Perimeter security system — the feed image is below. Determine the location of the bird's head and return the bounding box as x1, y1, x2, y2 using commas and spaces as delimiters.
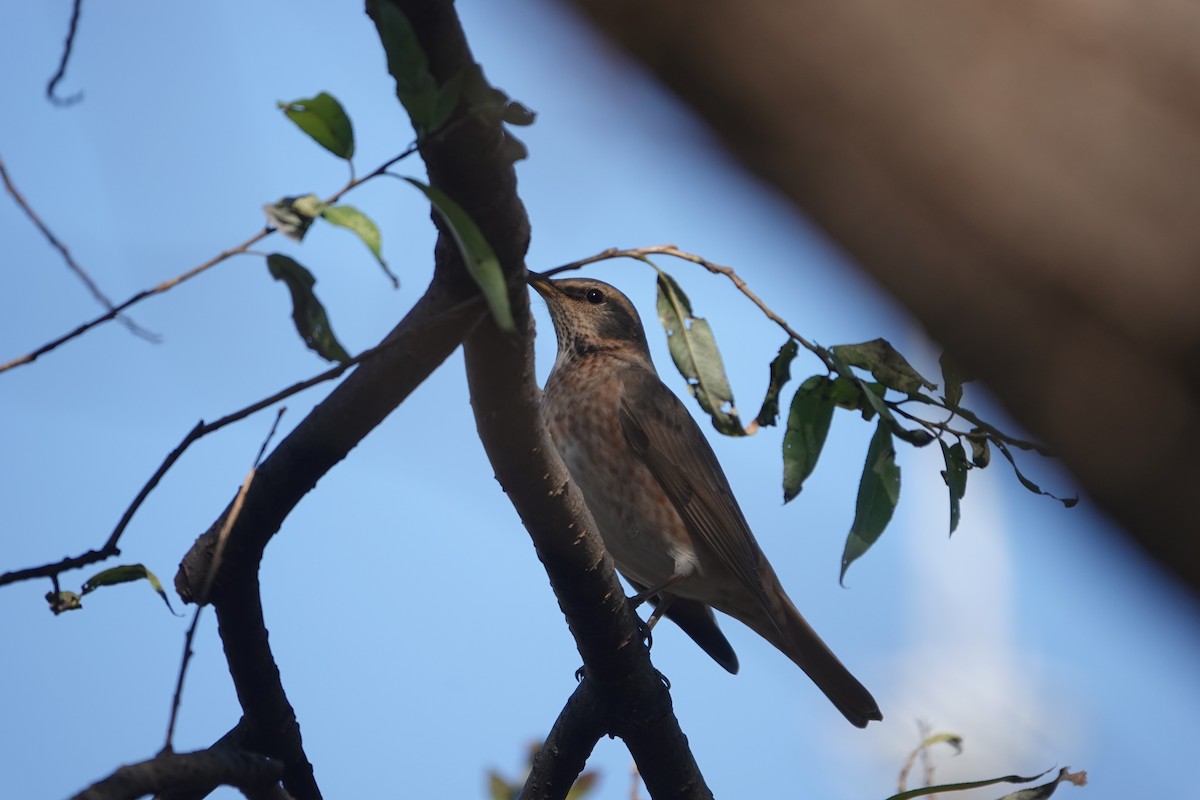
529, 275, 653, 364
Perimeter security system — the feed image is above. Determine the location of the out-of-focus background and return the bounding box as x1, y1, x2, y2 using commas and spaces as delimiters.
3, 2, 1198, 798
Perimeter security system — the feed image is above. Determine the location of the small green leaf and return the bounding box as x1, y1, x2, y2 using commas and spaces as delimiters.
266, 253, 352, 362
402, 178, 515, 332
939, 350, 975, 407
263, 194, 325, 241
994, 439, 1079, 508
939, 440, 969, 534
755, 339, 799, 428
319, 204, 398, 288
278, 92, 355, 160
841, 420, 901, 583
655, 271, 744, 436
782, 375, 837, 502
81, 564, 179, 615
373, 3, 440, 134
832, 338, 937, 394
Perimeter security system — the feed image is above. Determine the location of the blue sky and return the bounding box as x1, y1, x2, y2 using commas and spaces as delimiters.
3, 2, 1198, 798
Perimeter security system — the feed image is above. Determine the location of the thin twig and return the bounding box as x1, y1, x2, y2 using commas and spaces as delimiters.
46, 0, 84, 106
163, 409, 287, 753
1, 156, 156, 340
0, 292, 484, 591
0, 146, 421, 375
542, 244, 829, 362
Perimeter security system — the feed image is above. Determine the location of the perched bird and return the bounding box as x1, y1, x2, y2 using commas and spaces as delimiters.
531, 274, 882, 728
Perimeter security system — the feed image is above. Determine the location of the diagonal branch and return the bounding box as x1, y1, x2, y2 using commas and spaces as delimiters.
1, 155, 154, 340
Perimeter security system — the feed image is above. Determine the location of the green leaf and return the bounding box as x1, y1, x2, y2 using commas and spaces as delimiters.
994, 439, 1079, 508
939, 440, 969, 534
81, 564, 179, 615
655, 271, 744, 436
319, 204, 398, 288
278, 92, 355, 160
831, 338, 937, 394
429, 68, 466, 134
266, 253, 352, 362
782, 375, 837, 502
402, 178, 515, 332
883, 769, 1055, 800
939, 350, 975, 407
263, 194, 325, 241
856, 380, 935, 446
841, 420, 901, 583
373, 2, 440, 134
755, 339, 799, 428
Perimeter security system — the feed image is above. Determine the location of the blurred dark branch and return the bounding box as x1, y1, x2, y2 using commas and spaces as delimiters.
571, 0, 1200, 595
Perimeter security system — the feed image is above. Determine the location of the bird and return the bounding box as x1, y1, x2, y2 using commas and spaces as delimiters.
530, 274, 882, 728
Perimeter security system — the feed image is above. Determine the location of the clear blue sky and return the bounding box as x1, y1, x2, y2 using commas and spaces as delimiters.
3, 2, 1198, 798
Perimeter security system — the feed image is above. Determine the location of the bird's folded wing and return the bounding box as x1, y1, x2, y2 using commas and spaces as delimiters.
617, 367, 776, 620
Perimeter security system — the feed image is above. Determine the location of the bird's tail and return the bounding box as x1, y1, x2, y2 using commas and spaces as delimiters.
750, 584, 882, 728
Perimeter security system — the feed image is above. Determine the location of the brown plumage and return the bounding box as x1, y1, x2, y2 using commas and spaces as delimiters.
532, 275, 882, 727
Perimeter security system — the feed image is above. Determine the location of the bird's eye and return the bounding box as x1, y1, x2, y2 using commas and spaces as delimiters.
585, 288, 604, 305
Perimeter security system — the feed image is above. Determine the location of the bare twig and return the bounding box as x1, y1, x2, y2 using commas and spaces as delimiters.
543, 244, 829, 363
163, 409, 287, 754
0, 291, 483, 592
0, 146, 420, 375
1, 156, 156, 340
46, 0, 84, 106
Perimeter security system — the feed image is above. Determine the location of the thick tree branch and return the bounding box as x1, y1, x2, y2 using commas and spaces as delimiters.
570, 0, 1200, 594
70, 748, 284, 800
362, 0, 713, 795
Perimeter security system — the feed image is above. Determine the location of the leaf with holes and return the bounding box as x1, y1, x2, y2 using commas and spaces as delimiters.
782, 375, 837, 502
278, 92, 355, 160
842, 421, 901, 583
832, 338, 936, 394
403, 178, 514, 332
655, 271, 744, 436
755, 339, 799, 428
266, 253, 351, 362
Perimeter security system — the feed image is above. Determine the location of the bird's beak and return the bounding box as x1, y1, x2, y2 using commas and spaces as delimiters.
527, 272, 556, 299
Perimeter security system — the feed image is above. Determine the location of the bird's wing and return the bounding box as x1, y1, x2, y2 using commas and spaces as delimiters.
617, 367, 776, 619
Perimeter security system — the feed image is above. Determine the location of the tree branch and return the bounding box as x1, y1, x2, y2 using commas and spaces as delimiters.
70, 748, 285, 800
